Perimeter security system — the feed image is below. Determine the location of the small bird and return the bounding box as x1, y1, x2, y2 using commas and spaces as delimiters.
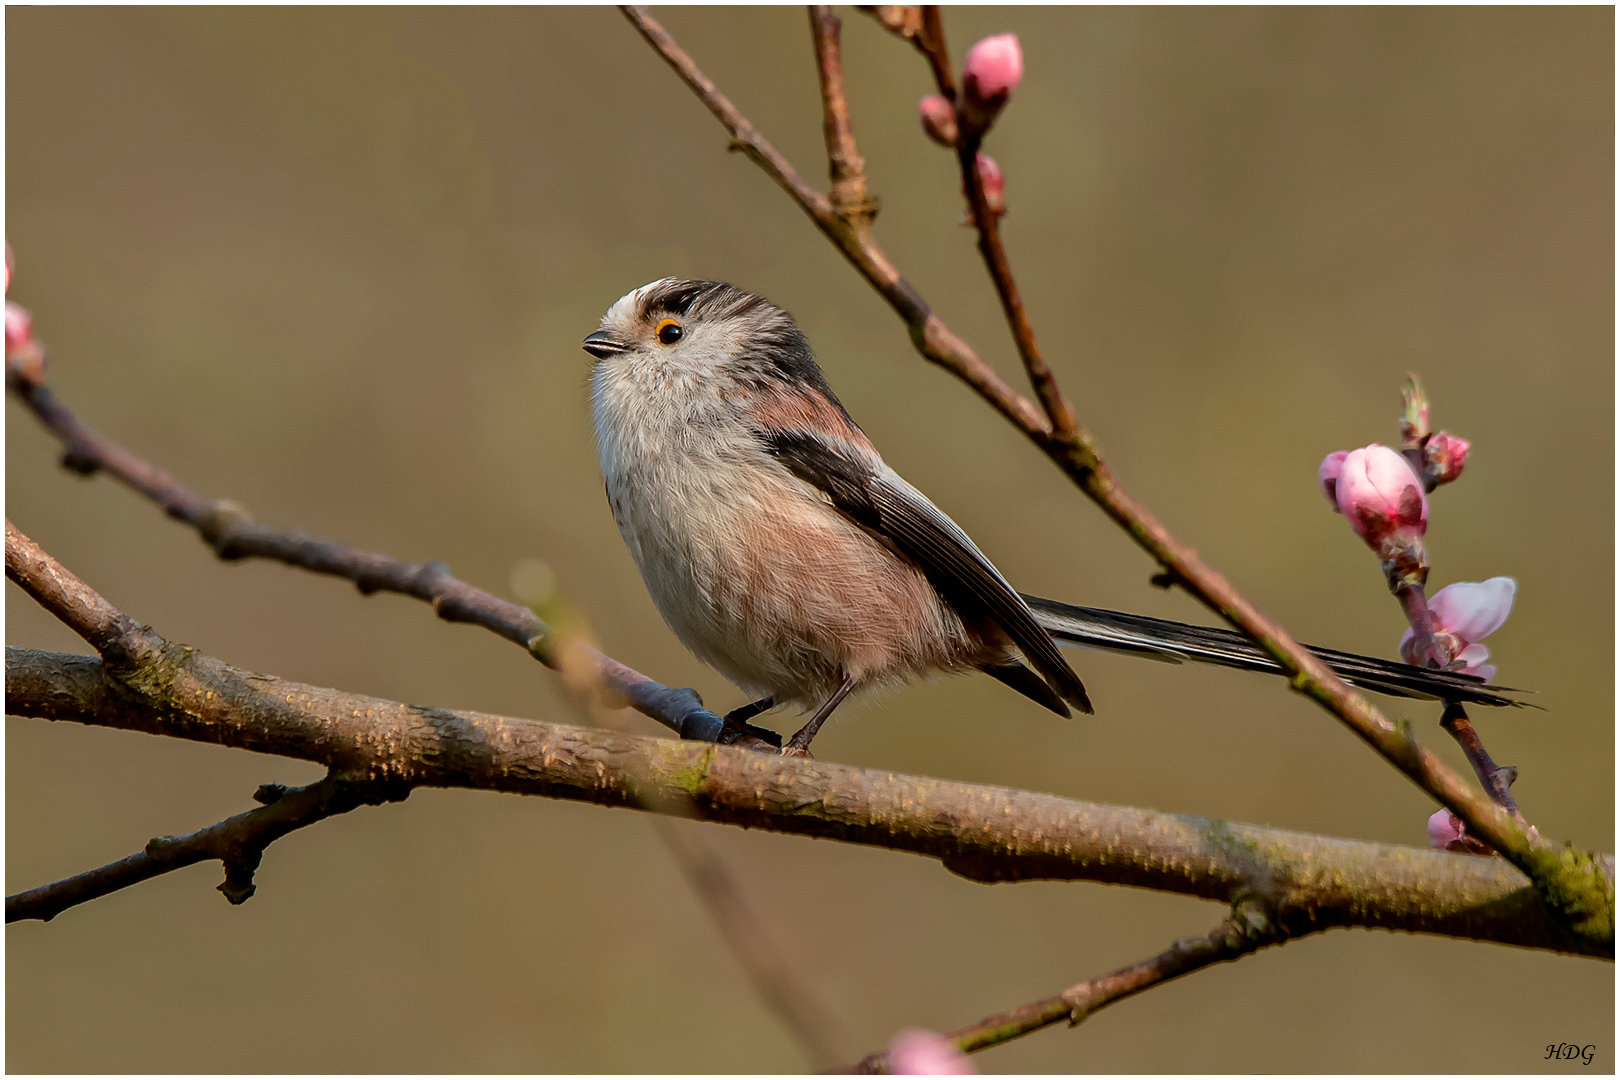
585, 279, 1516, 755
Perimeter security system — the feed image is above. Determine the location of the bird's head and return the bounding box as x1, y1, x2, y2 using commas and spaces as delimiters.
584, 278, 827, 392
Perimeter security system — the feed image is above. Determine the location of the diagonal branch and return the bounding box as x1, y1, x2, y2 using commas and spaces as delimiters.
614, 7, 1613, 942
849, 900, 1284, 1071
6, 774, 404, 922
5, 362, 729, 744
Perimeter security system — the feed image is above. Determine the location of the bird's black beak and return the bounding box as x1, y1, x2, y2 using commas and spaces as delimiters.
582, 330, 629, 360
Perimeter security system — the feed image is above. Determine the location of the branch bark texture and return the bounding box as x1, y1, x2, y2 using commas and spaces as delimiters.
6, 646, 1606, 958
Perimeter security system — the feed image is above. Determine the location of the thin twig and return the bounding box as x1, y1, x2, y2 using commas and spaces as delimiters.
5, 362, 730, 744
614, 8, 1599, 927
652, 817, 856, 1065
847, 901, 1284, 1071
949, 124, 1079, 438
1441, 703, 1528, 827
809, 7, 876, 222
6, 774, 403, 921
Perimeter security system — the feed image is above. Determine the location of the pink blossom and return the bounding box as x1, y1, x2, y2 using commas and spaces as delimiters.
1400, 577, 1515, 681
1334, 444, 1427, 548
1423, 431, 1470, 487
964, 33, 1023, 103
1318, 450, 1349, 508
890, 1029, 975, 1075
918, 95, 958, 147
1427, 808, 1468, 851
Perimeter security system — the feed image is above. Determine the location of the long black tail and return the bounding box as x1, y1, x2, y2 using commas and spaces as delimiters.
1022, 595, 1527, 708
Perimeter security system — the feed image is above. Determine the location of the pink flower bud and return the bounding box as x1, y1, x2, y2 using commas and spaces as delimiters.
963, 33, 1023, 104
918, 95, 958, 147
1423, 431, 1470, 487
4, 243, 12, 294
973, 153, 1006, 215
1427, 808, 1467, 850
1400, 577, 1514, 679
891, 1029, 975, 1075
5, 301, 32, 353
1335, 444, 1427, 545
1318, 450, 1349, 509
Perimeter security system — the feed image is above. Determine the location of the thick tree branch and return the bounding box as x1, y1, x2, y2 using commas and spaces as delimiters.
850, 900, 1283, 1071
5, 364, 730, 744
6, 774, 404, 922
7, 646, 1608, 958
616, 8, 1613, 944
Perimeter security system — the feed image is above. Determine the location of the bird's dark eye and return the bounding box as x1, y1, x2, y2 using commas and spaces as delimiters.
656, 319, 684, 345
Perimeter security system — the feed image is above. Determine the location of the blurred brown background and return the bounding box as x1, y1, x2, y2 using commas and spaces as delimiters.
6, 6, 1612, 1073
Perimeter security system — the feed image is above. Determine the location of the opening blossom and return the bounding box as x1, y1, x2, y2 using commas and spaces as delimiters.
890, 1029, 976, 1075
1400, 577, 1515, 682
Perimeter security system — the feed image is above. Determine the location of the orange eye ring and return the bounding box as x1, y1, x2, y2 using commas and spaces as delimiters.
655, 319, 684, 345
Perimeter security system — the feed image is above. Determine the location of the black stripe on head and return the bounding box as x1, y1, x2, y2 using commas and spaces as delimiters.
642, 279, 854, 423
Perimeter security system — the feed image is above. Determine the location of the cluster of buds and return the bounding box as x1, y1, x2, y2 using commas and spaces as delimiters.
1319, 381, 1522, 853
1319, 444, 1429, 592
4, 242, 46, 386
1399, 375, 1471, 491
916, 33, 1024, 148
917, 33, 1023, 219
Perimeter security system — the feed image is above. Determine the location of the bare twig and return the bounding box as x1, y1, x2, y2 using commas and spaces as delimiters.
848, 901, 1283, 1071
6, 774, 403, 922
613, 8, 1615, 940
810, 7, 876, 222
652, 817, 856, 1064
948, 124, 1080, 438
1441, 703, 1528, 827
5, 362, 730, 744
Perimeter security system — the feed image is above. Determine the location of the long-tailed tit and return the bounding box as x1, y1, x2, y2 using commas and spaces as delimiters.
585, 279, 1517, 755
